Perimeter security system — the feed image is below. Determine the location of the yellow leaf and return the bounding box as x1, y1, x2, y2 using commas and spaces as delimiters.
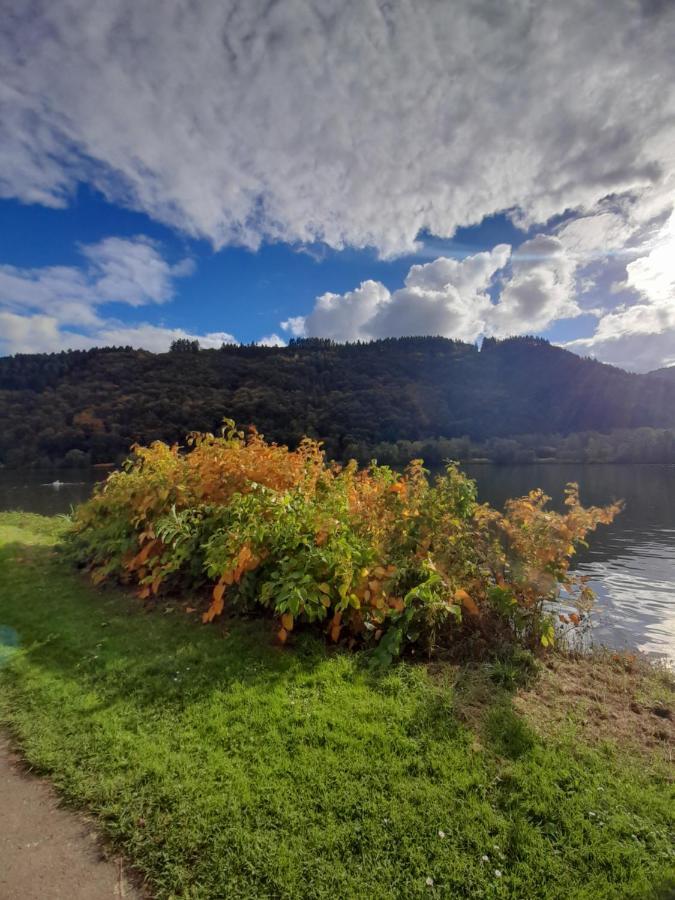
281, 612, 294, 631
318, 582, 331, 594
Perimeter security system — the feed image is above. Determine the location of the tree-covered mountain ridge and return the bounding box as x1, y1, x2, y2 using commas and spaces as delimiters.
2, 335, 675, 468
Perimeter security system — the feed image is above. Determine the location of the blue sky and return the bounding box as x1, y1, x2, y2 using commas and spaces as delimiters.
1, 2, 674, 370
0, 186, 609, 351
2, 186, 574, 343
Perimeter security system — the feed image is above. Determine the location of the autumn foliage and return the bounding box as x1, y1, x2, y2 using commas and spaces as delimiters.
67, 420, 621, 662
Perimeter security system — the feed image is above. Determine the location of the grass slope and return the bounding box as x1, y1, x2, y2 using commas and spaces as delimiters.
0, 512, 673, 899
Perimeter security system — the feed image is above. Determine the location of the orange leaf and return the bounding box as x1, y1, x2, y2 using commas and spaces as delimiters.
277, 626, 288, 643
202, 585, 226, 623
281, 612, 294, 631
455, 588, 479, 617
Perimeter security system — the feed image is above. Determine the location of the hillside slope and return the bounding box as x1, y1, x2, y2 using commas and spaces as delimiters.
1, 336, 674, 466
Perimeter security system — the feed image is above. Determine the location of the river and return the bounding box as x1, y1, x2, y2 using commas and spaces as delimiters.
1, 464, 673, 662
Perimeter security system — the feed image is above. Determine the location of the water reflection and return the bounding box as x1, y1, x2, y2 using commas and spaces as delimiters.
464, 464, 675, 663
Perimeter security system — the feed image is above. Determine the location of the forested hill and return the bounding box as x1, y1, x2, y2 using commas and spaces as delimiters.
2, 335, 675, 467
651, 365, 675, 381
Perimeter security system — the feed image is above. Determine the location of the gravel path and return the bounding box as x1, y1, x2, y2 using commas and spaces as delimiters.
0, 735, 144, 899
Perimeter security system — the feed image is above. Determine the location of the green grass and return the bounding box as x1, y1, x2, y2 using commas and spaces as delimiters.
0, 512, 673, 899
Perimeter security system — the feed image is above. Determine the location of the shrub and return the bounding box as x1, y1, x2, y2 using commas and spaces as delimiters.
66, 421, 621, 663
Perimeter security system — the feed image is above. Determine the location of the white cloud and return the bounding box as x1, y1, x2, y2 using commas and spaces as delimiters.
302, 246, 508, 342
0, 235, 228, 355
81, 237, 194, 306
566, 212, 675, 369
490, 235, 579, 335
1, 1, 675, 254
300, 241, 586, 344
92, 324, 236, 352
305, 280, 392, 342
369, 246, 512, 341
280, 316, 307, 337
555, 213, 637, 258
257, 333, 286, 347
0, 313, 236, 355
0, 236, 192, 329
623, 211, 675, 306
0, 312, 65, 355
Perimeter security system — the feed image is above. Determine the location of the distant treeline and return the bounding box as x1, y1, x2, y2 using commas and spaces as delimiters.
1, 335, 675, 468
364, 428, 675, 467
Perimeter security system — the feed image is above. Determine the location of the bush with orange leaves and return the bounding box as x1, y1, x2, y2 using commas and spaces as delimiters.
67, 420, 621, 664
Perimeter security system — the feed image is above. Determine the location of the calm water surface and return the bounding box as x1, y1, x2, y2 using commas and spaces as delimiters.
1, 464, 673, 662
465, 464, 675, 663
0, 468, 102, 516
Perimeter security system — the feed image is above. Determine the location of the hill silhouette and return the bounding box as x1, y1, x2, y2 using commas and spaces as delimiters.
2, 336, 675, 467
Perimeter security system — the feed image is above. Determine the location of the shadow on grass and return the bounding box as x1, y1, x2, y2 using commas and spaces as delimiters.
1, 536, 541, 767
0, 540, 335, 715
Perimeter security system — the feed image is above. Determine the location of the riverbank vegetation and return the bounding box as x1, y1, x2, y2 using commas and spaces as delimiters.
65, 422, 620, 664
343, 427, 675, 468
0, 512, 672, 898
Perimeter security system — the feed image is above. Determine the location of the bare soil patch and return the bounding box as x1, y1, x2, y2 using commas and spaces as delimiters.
515, 651, 674, 763
0, 735, 146, 900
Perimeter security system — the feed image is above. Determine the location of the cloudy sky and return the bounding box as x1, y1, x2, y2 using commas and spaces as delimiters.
1, 0, 675, 370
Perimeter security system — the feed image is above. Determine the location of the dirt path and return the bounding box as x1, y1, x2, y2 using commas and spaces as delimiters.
0, 736, 145, 899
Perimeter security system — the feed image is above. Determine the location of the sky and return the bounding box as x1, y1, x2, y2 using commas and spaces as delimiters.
1, 1, 675, 371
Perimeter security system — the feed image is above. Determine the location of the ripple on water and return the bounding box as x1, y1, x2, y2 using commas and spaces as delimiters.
575, 540, 675, 662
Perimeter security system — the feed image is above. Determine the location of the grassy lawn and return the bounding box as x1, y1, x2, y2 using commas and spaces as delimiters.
0, 511, 673, 899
